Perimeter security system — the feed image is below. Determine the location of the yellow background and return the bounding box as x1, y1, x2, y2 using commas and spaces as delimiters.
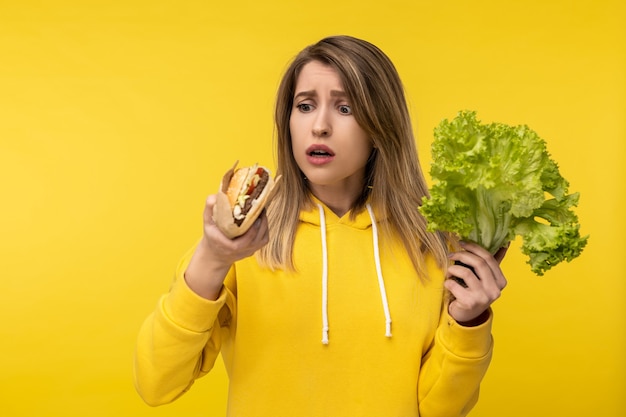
1, 1, 624, 416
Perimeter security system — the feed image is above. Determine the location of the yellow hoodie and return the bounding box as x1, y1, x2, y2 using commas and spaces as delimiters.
134, 201, 494, 417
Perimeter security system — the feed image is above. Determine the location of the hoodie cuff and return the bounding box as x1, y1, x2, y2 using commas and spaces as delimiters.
439, 309, 494, 358
162, 275, 227, 333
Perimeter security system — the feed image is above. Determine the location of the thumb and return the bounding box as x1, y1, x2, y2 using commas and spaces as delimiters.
494, 243, 510, 264
204, 194, 218, 225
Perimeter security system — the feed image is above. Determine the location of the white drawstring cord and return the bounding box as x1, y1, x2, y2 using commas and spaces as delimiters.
318, 203, 392, 344
366, 204, 392, 338
318, 204, 330, 345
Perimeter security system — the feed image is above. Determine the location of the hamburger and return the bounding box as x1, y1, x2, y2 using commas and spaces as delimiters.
213, 161, 279, 238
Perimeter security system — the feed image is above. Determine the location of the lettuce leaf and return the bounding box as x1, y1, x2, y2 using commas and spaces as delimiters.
419, 110, 588, 276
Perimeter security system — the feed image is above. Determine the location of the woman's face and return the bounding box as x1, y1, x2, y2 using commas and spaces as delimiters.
289, 60, 373, 203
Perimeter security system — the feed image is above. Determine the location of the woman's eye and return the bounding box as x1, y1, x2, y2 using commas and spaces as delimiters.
338, 105, 352, 115
297, 103, 313, 112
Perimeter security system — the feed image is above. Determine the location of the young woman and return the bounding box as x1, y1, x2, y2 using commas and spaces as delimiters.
134, 35, 508, 417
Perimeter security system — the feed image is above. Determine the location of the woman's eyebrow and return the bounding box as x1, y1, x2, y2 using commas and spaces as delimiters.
294, 90, 316, 100
294, 89, 347, 100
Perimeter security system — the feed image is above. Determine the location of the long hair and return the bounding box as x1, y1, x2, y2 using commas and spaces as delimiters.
258, 35, 450, 277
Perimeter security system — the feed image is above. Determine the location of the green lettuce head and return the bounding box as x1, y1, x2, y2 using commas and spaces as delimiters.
419, 110, 588, 276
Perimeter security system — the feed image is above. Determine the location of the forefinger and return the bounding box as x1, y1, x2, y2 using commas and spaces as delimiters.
459, 241, 500, 271
462, 241, 507, 290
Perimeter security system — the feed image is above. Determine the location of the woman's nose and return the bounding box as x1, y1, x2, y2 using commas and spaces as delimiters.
312, 108, 332, 137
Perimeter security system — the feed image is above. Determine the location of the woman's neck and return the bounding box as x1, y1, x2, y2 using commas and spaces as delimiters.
308, 183, 361, 218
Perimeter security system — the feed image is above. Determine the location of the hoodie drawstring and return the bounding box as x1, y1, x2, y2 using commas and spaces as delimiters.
318, 204, 330, 344
366, 204, 393, 338
318, 203, 392, 345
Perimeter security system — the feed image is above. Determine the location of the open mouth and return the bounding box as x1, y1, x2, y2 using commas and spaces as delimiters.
309, 150, 332, 157
306, 145, 335, 157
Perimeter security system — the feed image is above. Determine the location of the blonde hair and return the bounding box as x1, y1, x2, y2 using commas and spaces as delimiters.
258, 35, 450, 277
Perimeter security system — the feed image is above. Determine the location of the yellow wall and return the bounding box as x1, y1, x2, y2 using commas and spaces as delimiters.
1, 1, 624, 416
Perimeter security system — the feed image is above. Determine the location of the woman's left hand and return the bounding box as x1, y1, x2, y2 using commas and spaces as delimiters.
445, 241, 509, 326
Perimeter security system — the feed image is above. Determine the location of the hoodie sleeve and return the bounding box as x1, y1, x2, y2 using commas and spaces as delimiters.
417, 303, 494, 417
133, 248, 236, 406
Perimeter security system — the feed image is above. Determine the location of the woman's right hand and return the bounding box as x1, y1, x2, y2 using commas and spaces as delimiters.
184, 194, 270, 300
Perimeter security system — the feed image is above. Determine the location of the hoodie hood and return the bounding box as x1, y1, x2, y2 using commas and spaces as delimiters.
298, 197, 379, 230
299, 197, 392, 344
